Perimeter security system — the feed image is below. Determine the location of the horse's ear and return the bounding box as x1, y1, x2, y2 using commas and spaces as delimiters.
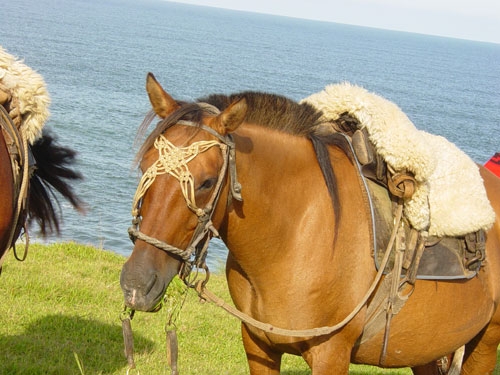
213, 98, 247, 134
146, 72, 180, 118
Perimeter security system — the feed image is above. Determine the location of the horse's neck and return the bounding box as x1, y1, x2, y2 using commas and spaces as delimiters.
231, 125, 316, 194
224, 125, 360, 269
221, 124, 374, 308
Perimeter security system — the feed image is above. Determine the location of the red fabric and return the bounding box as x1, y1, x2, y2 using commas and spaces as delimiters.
485, 153, 500, 177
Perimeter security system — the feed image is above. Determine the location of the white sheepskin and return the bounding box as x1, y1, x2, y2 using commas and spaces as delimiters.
0, 46, 50, 144
302, 83, 495, 236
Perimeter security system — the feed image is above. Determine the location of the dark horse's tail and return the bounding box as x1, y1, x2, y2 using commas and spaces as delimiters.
28, 128, 84, 236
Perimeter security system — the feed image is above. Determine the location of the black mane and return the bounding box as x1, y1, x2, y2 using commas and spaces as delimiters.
200, 91, 324, 136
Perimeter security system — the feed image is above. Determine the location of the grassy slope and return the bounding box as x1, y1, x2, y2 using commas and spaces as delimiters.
1, 242, 486, 374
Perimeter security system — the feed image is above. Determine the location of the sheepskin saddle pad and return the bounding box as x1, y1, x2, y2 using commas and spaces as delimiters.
302, 83, 495, 237
0, 45, 50, 145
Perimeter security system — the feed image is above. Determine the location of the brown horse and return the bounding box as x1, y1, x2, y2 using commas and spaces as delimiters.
120, 73, 500, 374
0, 119, 83, 269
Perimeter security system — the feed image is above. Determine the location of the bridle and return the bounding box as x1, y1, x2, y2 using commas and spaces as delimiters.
123, 110, 243, 372
127, 114, 242, 280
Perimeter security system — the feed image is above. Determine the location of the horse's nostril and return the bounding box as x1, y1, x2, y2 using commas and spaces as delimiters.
145, 273, 158, 295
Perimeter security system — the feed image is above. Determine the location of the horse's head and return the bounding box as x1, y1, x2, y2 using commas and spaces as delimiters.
120, 73, 246, 312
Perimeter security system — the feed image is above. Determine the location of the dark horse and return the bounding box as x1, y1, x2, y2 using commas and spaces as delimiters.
121, 73, 500, 374
0, 107, 82, 270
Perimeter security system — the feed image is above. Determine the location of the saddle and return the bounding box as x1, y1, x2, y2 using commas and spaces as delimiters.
303, 82, 495, 238
350, 126, 486, 281
303, 84, 492, 367
302, 83, 492, 279
344, 127, 485, 366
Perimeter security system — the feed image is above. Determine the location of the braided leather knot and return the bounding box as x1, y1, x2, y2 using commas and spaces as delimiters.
388, 172, 416, 200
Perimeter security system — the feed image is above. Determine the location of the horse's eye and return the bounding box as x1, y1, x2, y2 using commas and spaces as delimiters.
198, 178, 216, 191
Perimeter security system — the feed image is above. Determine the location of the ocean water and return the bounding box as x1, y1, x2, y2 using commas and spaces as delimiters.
1, 0, 499, 269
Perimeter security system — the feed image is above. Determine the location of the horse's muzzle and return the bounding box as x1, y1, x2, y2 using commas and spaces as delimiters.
120, 266, 166, 312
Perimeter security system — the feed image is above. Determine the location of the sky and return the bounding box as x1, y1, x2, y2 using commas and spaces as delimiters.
170, 0, 500, 44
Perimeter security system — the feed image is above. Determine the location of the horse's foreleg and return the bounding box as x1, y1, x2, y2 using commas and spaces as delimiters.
241, 323, 282, 375
301, 337, 351, 374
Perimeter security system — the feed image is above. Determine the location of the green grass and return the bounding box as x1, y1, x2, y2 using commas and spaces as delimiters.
0, 243, 495, 374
